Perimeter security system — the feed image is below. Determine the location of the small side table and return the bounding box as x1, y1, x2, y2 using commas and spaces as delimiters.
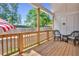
62, 35, 68, 43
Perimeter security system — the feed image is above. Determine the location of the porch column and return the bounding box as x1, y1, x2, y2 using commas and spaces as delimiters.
53, 13, 55, 30
52, 13, 55, 39
36, 8, 40, 45
18, 33, 24, 55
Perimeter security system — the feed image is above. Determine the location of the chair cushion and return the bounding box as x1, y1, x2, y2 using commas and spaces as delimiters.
55, 35, 60, 36
68, 36, 75, 39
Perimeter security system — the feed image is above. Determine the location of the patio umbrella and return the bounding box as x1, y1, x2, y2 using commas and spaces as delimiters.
0, 18, 16, 32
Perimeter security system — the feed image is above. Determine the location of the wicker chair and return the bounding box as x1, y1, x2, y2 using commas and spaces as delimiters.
67, 31, 79, 45
53, 30, 62, 41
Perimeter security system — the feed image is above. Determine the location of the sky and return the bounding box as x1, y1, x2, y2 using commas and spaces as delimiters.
17, 3, 51, 25
41, 3, 51, 10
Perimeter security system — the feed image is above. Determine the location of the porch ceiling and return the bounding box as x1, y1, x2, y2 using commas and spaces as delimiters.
51, 3, 79, 13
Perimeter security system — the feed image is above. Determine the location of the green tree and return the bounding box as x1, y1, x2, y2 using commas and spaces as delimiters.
0, 3, 19, 24
25, 9, 52, 28
0, 3, 10, 21
8, 3, 19, 24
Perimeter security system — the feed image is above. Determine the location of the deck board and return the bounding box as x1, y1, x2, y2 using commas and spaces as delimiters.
50, 42, 63, 56
24, 40, 79, 56
59, 42, 67, 56
68, 44, 73, 56
56, 42, 66, 56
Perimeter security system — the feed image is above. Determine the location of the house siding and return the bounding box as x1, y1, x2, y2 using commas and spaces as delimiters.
52, 4, 79, 35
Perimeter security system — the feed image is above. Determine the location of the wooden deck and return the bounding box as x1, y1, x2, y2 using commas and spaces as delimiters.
24, 39, 79, 56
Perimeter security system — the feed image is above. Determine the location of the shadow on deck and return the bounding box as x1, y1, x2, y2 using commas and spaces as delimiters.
23, 40, 79, 56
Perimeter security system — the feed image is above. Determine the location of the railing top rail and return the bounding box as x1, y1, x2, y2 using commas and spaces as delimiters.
0, 30, 53, 37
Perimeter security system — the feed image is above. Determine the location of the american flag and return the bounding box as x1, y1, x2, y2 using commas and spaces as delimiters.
0, 18, 16, 32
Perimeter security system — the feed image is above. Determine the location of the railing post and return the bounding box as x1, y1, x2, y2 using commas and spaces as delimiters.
36, 8, 40, 45
47, 31, 49, 41
37, 31, 40, 45
18, 33, 24, 55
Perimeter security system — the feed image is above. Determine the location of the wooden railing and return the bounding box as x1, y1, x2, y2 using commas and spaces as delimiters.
0, 30, 53, 56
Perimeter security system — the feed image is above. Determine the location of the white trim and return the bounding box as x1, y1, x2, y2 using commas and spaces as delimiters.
30, 3, 54, 15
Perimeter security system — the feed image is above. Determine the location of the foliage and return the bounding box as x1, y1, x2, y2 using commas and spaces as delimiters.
0, 4, 52, 27
0, 3, 21, 24
25, 9, 52, 28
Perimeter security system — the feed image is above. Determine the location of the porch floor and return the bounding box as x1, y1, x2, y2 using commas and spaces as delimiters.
23, 39, 79, 56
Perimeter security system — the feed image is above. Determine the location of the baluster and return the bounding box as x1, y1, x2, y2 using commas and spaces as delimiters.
47, 31, 49, 41
2, 37, 4, 55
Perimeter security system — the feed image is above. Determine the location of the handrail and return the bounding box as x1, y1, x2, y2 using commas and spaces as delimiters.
0, 30, 53, 56
0, 30, 52, 36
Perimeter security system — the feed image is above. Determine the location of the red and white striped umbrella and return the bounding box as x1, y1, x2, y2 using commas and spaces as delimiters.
0, 18, 16, 32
